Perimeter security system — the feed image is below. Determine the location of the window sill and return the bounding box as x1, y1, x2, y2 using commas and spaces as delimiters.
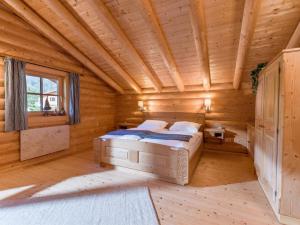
28, 114, 69, 128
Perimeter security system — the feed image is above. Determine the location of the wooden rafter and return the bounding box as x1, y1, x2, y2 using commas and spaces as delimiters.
189, 0, 211, 90
136, 0, 185, 92
2, 0, 125, 94
286, 21, 300, 49
125, 82, 244, 94
233, 0, 261, 89
41, 0, 142, 93
85, 0, 162, 92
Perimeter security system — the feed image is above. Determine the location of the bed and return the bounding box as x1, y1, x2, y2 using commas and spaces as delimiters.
93, 112, 205, 185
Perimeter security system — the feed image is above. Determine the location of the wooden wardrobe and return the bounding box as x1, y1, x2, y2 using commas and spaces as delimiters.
255, 48, 300, 225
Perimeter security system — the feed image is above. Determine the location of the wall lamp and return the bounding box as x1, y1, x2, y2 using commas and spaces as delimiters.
138, 100, 145, 112
204, 98, 211, 112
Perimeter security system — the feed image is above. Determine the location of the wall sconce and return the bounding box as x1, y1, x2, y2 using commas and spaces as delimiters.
138, 100, 145, 112
204, 98, 211, 112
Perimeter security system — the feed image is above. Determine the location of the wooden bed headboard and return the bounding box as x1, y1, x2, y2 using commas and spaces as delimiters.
144, 112, 205, 128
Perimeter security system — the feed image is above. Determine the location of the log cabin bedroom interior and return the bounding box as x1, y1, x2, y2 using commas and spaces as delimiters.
0, 0, 299, 224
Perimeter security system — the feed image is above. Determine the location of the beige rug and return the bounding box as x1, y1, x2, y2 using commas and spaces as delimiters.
0, 187, 160, 225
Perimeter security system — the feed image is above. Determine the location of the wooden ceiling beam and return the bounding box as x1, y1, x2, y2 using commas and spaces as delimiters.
2, 0, 125, 94
190, 0, 211, 90
136, 0, 185, 92
286, 21, 300, 49
233, 0, 261, 89
125, 82, 243, 94
85, 0, 162, 92
40, 0, 142, 93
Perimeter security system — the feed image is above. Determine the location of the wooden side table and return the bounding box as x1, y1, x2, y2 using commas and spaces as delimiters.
204, 128, 225, 144
117, 122, 137, 129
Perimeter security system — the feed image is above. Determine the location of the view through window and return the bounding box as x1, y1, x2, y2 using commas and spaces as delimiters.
26, 75, 61, 112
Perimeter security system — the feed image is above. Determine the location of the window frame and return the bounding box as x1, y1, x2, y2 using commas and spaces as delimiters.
25, 72, 67, 116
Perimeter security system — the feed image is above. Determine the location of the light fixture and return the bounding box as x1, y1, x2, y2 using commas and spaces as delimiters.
138, 100, 145, 112
204, 98, 211, 112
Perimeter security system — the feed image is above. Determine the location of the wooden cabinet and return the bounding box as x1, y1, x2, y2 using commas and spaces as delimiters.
254, 49, 300, 225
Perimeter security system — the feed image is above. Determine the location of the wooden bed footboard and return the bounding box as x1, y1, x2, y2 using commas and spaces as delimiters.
93, 137, 203, 185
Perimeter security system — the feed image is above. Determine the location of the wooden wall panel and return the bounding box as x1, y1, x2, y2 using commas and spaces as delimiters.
280, 50, 300, 218
0, 59, 116, 171
0, 7, 91, 76
116, 88, 255, 148
0, 9, 116, 171
243, 0, 300, 83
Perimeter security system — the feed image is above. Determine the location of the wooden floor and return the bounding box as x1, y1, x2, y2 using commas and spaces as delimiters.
0, 150, 281, 225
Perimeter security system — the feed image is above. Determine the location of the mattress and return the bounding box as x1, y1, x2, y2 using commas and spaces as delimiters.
101, 129, 203, 158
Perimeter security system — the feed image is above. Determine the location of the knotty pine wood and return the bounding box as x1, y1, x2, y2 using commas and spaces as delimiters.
0, 150, 280, 225
243, 0, 300, 83
0, 19, 116, 171
280, 49, 300, 219
116, 88, 255, 149
233, 0, 260, 89
3, 0, 299, 92
253, 49, 300, 223
0, 61, 116, 171
1, 1, 124, 93
0, 6, 91, 75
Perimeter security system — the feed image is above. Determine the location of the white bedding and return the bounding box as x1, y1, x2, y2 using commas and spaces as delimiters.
100, 129, 203, 157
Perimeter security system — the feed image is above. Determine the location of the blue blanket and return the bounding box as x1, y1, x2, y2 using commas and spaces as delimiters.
106, 130, 192, 142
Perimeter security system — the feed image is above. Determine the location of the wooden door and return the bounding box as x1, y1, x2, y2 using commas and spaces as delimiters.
261, 62, 280, 203
254, 75, 264, 178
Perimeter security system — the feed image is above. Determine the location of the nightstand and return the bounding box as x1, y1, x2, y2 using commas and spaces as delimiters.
117, 122, 137, 129
204, 128, 225, 144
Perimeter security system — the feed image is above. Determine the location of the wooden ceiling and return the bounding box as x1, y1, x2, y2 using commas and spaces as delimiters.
2, 0, 300, 94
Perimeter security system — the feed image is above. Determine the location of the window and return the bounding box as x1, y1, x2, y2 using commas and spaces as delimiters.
26, 74, 63, 112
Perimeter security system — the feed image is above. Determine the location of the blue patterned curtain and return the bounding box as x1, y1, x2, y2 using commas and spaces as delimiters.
4, 57, 28, 132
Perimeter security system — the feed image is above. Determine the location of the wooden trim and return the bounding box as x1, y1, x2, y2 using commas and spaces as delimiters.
136, 0, 184, 92
282, 47, 300, 53
86, 0, 162, 92
42, 0, 141, 94
0, 44, 89, 76
28, 115, 68, 128
265, 48, 300, 73
233, 0, 261, 89
286, 21, 300, 49
25, 65, 66, 113
2, 0, 124, 94
26, 64, 67, 77
189, 0, 211, 90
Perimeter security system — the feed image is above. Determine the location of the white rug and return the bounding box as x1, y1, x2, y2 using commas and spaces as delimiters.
0, 187, 160, 225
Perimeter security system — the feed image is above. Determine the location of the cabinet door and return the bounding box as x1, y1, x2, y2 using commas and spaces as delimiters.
254, 127, 264, 177
262, 63, 280, 203
255, 75, 264, 124
254, 75, 264, 176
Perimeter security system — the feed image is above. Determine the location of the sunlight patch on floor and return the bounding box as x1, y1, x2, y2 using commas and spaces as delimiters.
32, 170, 145, 198
0, 185, 35, 201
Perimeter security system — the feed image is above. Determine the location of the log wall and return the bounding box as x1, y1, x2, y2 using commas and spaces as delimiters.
0, 7, 116, 171
116, 88, 255, 150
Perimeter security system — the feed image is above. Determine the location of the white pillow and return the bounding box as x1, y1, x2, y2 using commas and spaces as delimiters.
137, 120, 168, 130
169, 121, 201, 134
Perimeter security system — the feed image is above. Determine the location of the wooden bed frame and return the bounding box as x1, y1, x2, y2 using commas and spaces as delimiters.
93, 112, 205, 185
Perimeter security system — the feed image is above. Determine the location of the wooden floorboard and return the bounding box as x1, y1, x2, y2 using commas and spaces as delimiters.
0, 150, 281, 225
